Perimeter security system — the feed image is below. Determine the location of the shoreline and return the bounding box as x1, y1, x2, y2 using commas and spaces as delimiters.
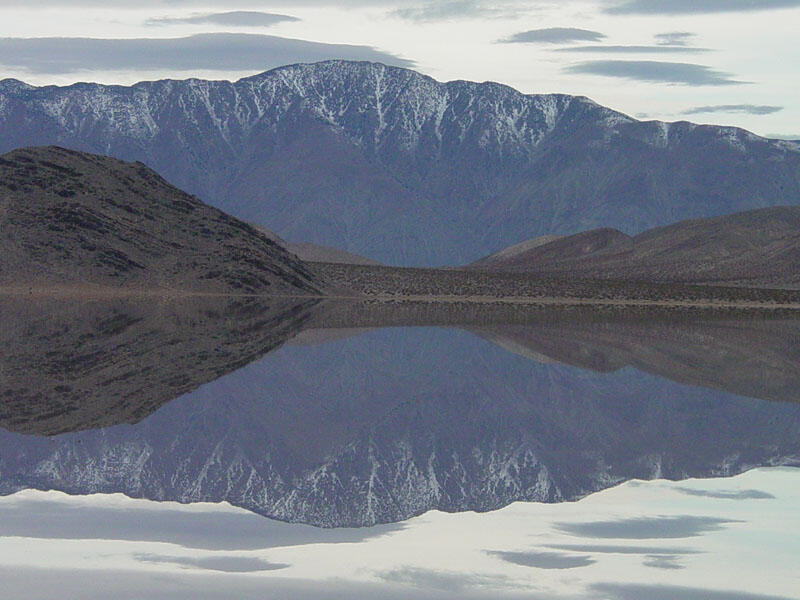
3, 285, 800, 310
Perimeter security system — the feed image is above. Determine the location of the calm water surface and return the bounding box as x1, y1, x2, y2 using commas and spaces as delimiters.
1, 298, 798, 598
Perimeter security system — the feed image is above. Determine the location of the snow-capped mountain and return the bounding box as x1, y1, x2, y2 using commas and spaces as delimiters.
2, 61, 799, 265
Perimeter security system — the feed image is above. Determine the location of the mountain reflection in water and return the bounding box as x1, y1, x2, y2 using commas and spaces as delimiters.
1, 298, 799, 527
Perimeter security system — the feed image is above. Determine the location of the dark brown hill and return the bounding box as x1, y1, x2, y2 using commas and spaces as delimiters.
0, 146, 323, 295
473, 206, 800, 289
473, 228, 633, 269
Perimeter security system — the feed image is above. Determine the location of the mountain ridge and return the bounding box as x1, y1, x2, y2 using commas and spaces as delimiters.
3, 60, 798, 265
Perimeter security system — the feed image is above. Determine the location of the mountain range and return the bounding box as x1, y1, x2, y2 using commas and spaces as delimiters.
2, 60, 799, 265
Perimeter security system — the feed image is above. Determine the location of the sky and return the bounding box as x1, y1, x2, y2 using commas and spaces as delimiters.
1, 468, 799, 599
0, 1, 798, 138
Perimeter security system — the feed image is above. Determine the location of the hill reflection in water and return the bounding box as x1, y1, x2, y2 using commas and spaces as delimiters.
1, 298, 799, 526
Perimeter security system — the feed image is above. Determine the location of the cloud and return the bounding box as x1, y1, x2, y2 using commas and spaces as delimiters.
555, 515, 740, 539
556, 45, 709, 54
134, 553, 289, 573
378, 567, 512, 592
0, 33, 414, 75
564, 60, 748, 86
500, 28, 606, 44
606, 0, 800, 15
765, 133, 800, 140
486, 550, 595, 569
681, 105, 783, 116
643, 555, 684, 570
0, 566, 534, 600
146, 11, 300, 27
545, 543, 700, 554
0, 0, 415, 5
392, 1, 519, 22
655, 32, 696, 46
592, 583, 795, 600
674, 486, 777, 498
0, 498, 405, 551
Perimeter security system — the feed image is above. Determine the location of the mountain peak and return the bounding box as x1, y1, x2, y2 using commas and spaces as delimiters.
1, 64, 799, 265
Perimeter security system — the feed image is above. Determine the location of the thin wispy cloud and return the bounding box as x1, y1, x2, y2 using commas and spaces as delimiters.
146, 11, 299, 28
556, 45, 709, 54
486, 550, 595, 569
564, 60, 748, 86
0, 0, 408, 5
655, 32, 696, 46
555, 515, 740, 539
606, 0, 800, 15
378, 566, 513, 592
674, 486, 777, 498
681, 104, 782, 116
499, 27, 606, 44
546, 543, 700, 555
392, 0, 518, 22
593, 582, 796, 600
0, 33, 415, 75
765, 133, 800, 140
643, 555, 685, 570
135, 553, 289, 573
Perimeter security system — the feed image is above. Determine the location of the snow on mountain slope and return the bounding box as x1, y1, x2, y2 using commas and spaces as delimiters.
2, 61, 799, 265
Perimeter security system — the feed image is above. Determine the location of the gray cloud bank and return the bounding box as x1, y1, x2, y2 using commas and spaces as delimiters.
486, 550, 595, 569
555, 515, 739, 539
766, 133, 800, 140
500, 28, 605, 44
545, 543, 700, 555
592, 583, 795, 600
0, 33, 414, 74
146, 11, 299, 27
0, 498, 404, 551
681, 105, 783, 116
0, 0, 417, 5
564, 60, 747, 86
556, 45, 708, 54
655, 32, 696, 46
643, 555, 685, 570
392, 0, 518, 22
379, 567, 513, 593
606, 0, 800, 15
674, 486, 777, 498
0, 566, 534, 600
135, 553, 289, 573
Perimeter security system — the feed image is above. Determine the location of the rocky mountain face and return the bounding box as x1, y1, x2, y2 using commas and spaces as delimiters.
0, 146, 322, 294
472, 206, 800, 288
2, 61, 799, 265
2, 304, 799, 527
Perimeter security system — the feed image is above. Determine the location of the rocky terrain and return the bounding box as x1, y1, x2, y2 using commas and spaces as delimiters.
473, 206, 800, 289
310, 262, 800, 306
0, 146, 322, 295
1, 61, 799, 265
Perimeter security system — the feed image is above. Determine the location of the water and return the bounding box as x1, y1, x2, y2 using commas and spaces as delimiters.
1, 298, 799, 598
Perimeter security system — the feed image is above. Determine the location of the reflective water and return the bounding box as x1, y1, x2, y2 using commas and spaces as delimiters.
1, 298, 799, 597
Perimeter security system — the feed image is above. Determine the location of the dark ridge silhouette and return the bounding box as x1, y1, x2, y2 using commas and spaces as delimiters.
0, 146, 323, 295
474, 206, 800, 289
